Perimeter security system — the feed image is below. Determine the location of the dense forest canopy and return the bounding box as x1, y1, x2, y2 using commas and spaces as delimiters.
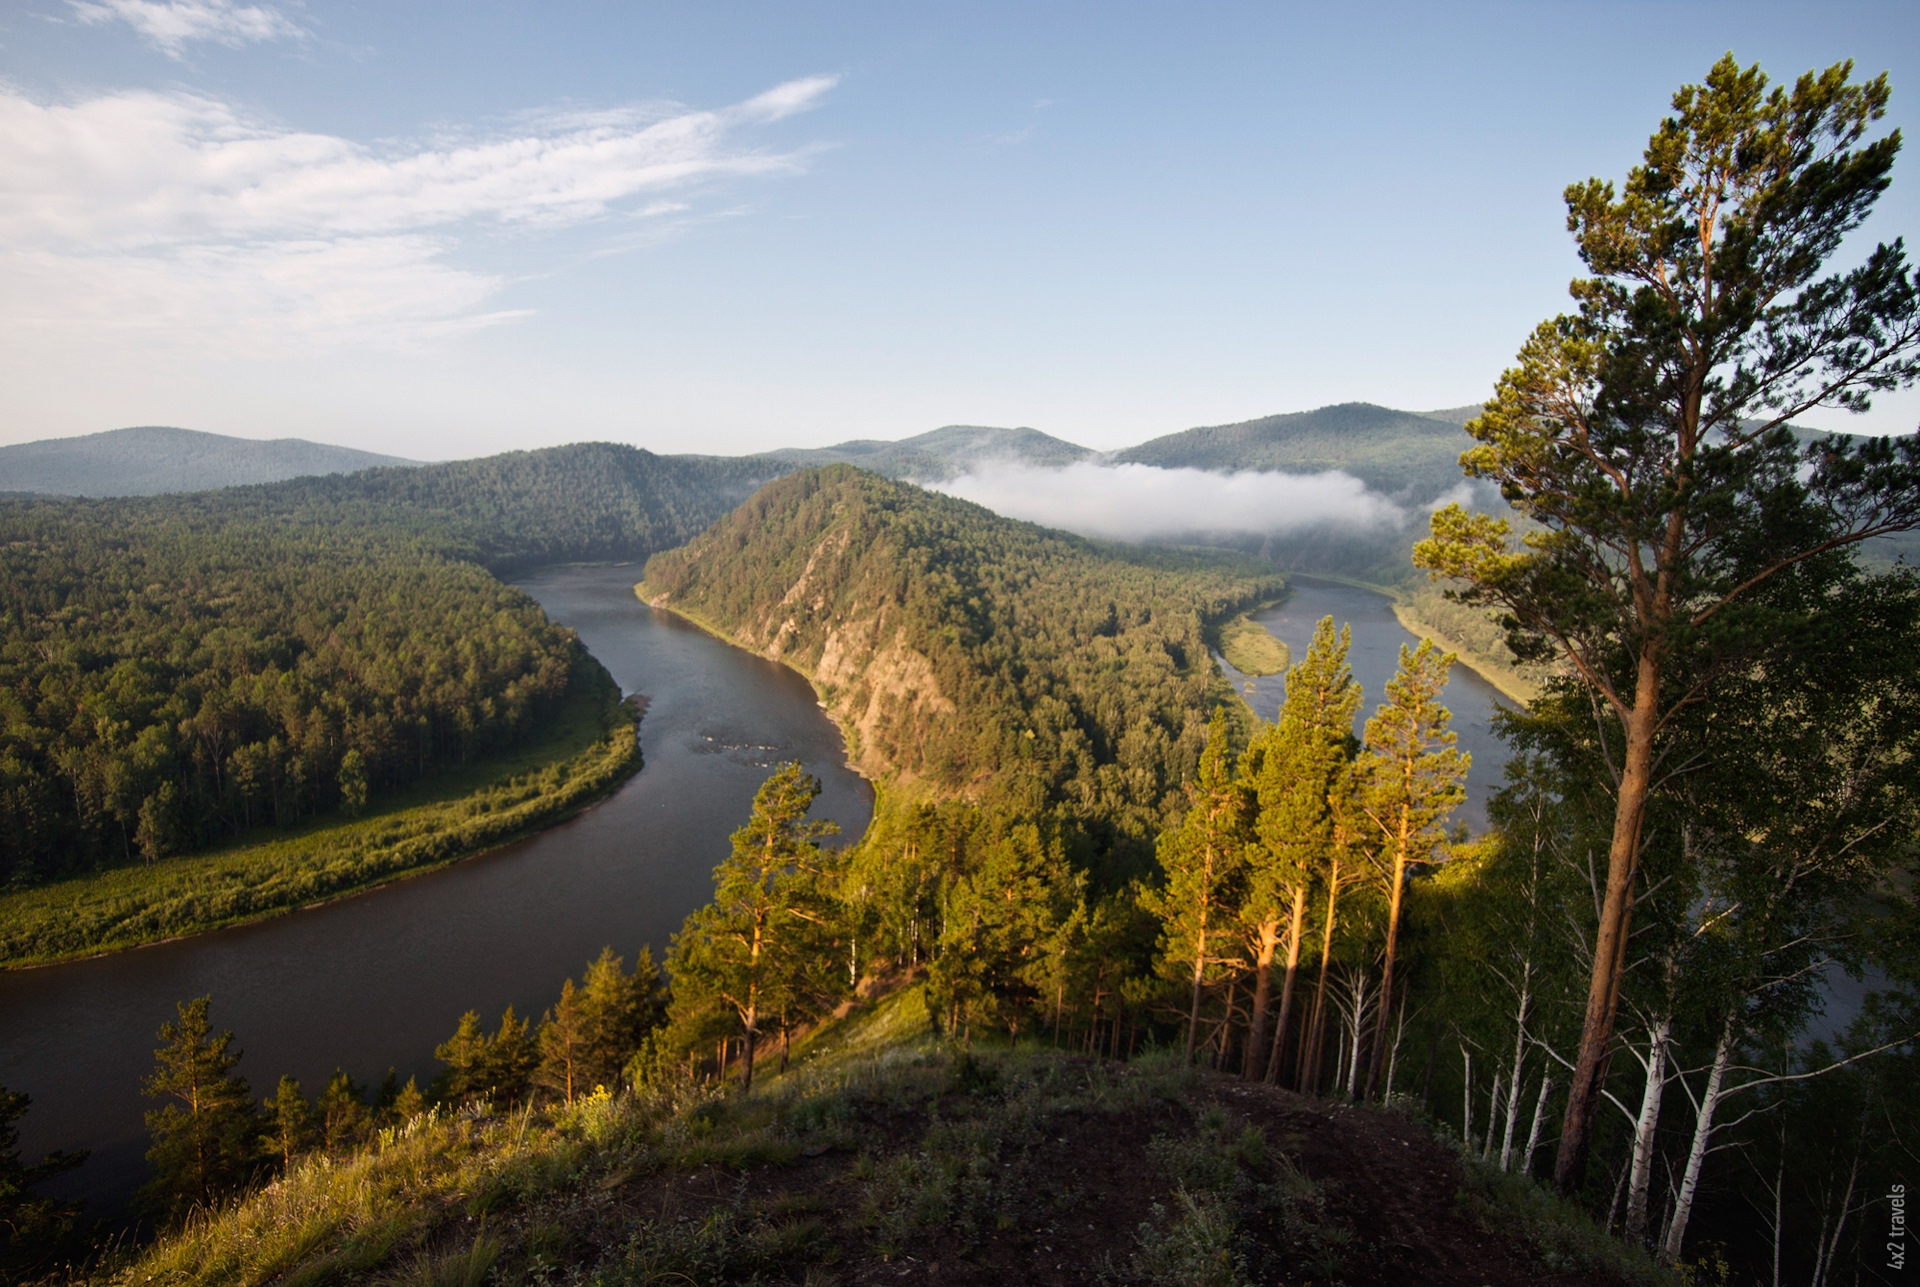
0, 442, 783, 887
642, 465, 1285, 858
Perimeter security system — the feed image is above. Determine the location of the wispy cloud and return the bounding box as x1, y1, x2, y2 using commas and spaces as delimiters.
0, 76, 837, 350
68, 0, 306, 58
933, 460, 1409, 542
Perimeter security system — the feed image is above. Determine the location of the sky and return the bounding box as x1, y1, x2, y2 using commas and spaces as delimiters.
2, 1, 1917, 461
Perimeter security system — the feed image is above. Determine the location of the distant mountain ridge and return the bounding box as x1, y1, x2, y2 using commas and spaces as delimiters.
1111, 402, 1470, 497
764, 424, 1093, 482
0, 425, 416, 497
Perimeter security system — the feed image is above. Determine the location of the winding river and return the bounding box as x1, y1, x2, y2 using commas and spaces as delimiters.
0, 564, 872, 1218
2, 568, 1511, 1220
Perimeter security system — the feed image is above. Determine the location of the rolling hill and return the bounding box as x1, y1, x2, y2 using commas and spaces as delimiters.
1111, 402, 1471, 497
0, 426, 416, 497
640, 465, 1282, 851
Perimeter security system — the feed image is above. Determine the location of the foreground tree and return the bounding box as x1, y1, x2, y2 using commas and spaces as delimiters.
0, 1088, 85, 1268
140, 997, 259, 1223
1242, 617, 1362, 1084
1415, 54, 1920, 1191
1143, 710, 1250, 1061
1356, 640, 1467, 1100
669, 762, 840, 1092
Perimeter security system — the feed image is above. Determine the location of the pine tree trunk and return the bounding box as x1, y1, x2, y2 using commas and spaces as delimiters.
1365, 848, 1407, 1099
1243, 921, 1278, 1080
1266, 885, 1306, 1085
1299, 861, 1341, 1090
1185, 918, 1208, 1062
1556, 667, 1660, 1192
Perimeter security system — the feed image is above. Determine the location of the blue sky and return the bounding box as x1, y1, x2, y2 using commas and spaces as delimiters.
2, 1, 1916, 460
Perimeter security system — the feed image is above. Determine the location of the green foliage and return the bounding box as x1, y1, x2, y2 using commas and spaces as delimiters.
0, 439, 771, 890
643, 466, 1284, 864
0, 669, 638, 966
139, 997, 261, 1226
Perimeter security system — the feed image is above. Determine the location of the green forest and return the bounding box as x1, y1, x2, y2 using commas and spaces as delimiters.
643, 465, 1286, 866
5, 52, 1920, 1287
0, 442, 770, 892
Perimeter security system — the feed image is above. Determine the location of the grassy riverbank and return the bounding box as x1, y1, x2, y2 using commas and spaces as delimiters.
0, 664, 642, 970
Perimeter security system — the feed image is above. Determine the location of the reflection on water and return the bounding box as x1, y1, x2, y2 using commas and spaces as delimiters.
1215, 578, 1516, 831
0, 563, 871, 1217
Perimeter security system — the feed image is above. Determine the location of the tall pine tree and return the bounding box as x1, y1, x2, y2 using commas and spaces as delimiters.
139, 997, 259, 1224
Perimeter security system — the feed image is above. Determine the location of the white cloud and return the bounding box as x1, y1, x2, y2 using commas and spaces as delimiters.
933, 460, 1408, 542
69, 0, 306, 58
0, 77, 837, 350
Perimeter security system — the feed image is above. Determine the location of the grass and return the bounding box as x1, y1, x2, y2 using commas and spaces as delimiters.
0, 664, 641, 969
1215, 613, 1290, 677
82, 987, 1664, 1286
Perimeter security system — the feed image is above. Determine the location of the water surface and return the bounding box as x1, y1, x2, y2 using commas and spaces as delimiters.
0, 563, 871, 1217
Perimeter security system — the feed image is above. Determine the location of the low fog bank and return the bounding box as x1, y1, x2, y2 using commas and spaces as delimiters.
931, 459, 1468, 544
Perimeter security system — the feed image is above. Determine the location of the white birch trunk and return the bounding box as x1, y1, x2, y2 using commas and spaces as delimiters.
1522, 1075, 1552, 1178
1625, 1015, 1672, 1242
1660, 1013, 1734, 1264
1461, 1047, 1472, 1145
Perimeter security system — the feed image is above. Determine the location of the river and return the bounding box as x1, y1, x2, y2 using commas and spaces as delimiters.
4, 570, 1515, 1221
1213, 578, 1515, 831
0, 563, 872, 1219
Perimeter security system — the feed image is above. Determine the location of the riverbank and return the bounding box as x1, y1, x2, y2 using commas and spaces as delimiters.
1273, 572, 1542, 706
0, 663, 642, 970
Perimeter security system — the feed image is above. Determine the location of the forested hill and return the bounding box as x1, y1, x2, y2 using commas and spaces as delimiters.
0, 444, 781, 887
0, 426, 415, 497
641, 465, 1284, 853
188, 442, 787, 572
1112, 402, 1470, 497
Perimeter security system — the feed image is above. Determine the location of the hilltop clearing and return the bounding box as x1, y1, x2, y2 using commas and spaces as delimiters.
95, 989, 1664, 1287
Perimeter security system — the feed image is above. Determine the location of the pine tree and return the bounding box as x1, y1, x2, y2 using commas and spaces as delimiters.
0, 1088, 85, 1265
139, 996, 259, 1224
316, 1070, 370, 1153
667, 762, 840, 1091
1415, 55, 1920, 1190
536, 979, 590, 1105
1143, 709, 1251, 1061
1356, 640, 1467, 1100
579, 946, 665, 1092
480, 1008, 536, 1105
264, 1075, 315, 1171
432, 1011, 491, 1104
390, 1077, 427, 1124
1243, 616, 1362, 1084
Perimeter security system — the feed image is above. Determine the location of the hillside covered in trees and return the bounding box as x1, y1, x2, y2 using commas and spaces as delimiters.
0, 443, 779, 890
642, 465, 1284, 858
